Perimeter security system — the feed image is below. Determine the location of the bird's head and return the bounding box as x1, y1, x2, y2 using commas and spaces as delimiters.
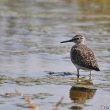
61, 35, 86, 45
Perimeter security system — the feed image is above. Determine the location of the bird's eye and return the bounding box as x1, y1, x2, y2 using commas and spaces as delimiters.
73, 37, 80, 40
76, 38, 79, 40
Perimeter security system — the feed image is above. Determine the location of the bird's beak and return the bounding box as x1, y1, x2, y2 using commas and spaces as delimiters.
60, 39, 73, 43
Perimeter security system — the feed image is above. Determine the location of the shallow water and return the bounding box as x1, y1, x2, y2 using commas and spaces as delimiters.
0, 0, 110, 110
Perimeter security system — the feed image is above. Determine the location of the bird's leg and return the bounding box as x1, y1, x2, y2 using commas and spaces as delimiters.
89, 71, 92, 80
77, 69, 80, 78
76, 76, 79, 83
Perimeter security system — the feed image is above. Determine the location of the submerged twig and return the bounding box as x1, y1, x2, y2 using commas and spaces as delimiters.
15, 90, 63, 110
52, 97, 64, 110
15, 90, 39, 110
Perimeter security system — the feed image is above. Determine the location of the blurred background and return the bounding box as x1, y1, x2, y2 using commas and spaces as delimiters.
0, 0, 110, 110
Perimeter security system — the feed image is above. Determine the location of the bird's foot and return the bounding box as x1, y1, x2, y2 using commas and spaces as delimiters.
89, 74, 92, 81
77, 76, 85, 81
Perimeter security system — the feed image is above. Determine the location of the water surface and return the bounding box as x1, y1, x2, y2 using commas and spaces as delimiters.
0, 0, 110, 110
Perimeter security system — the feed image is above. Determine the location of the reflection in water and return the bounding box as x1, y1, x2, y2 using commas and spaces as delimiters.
0, 0, 110, 110
69, 78, 97, 110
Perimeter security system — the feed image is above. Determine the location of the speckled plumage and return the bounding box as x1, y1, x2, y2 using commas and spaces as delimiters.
70, 44, 100, 71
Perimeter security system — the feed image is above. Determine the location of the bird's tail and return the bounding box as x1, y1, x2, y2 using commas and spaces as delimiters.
95, 68, 100, 71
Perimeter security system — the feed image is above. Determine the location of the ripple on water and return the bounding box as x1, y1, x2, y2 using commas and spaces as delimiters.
0, 0, 110, 110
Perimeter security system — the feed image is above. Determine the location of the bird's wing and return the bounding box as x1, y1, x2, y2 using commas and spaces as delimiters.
71, 46, 100, 71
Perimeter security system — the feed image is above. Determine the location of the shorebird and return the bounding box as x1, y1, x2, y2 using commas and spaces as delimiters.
61, 35, 100, 78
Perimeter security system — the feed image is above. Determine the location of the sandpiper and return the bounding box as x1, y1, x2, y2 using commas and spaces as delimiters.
61, 35, 100, 78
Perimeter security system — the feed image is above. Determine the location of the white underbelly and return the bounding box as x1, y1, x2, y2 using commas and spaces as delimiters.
74, 64, 92, 71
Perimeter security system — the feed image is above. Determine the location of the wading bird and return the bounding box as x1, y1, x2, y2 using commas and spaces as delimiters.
61, 35, 100, 78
